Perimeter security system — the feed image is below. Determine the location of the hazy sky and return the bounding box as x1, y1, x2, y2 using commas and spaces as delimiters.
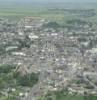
32, 0, 97, 2
1, 0, 97, 3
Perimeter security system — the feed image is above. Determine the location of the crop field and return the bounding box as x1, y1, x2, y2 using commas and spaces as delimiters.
0, 6, 81, 23
0, 3, 97, 23
38, 91, 97, 100
0, 7, 64, 20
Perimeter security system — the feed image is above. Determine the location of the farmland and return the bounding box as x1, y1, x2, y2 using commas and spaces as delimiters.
38, 90, 97, 100
0, 3, 97, 23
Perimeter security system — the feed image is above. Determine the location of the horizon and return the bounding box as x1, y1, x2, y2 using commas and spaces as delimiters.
1, 0, 97, 3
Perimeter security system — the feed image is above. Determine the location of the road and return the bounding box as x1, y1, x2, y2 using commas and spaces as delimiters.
83, 74, 97, 91
23, 71, 46, 100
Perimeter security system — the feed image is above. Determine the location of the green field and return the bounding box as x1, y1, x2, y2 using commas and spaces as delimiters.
0, 7, 65, 20
38, 90, 97, 100
0, 6, 89, 23
0, 3, 97, 24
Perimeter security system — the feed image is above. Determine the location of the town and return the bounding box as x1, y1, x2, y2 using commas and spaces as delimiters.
0, 15, 97, 100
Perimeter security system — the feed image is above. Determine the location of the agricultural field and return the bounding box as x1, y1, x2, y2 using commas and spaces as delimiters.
1, 3, 97, 24
38, 90, 97, 100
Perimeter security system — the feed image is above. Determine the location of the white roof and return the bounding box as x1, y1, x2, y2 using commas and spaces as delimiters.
51, 33, 58, 36
12, 52, 26, 56
29, 34, 39, 39
25, 26, 32, 28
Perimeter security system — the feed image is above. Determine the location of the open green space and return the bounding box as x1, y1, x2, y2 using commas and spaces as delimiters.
0, 3, 97, 24
38, 90, 97, 100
